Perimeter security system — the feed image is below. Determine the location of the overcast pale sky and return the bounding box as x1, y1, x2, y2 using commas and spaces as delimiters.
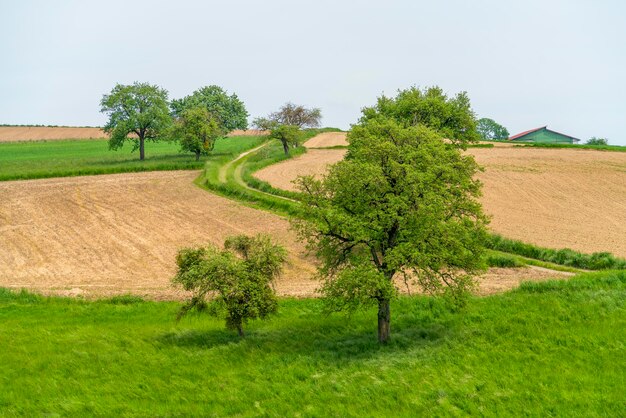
1, 0, 625, 144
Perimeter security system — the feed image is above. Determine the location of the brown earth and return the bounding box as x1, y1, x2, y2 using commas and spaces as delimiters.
304, 131, 348, 148
0, 126, 266, 142
0, 126, 106, 142
0, 171, 317, 299
255, 133, 626, 257
0, 169, 569, 299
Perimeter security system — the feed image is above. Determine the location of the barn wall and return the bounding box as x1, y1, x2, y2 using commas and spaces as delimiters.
517, 129, 574, 143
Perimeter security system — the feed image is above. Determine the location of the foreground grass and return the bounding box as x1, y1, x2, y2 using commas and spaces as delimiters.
1, 271, 625, 416
0, 136, 266, 181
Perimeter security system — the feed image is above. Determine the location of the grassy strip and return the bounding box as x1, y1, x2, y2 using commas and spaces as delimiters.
467, 143, 494, 148
241, 141, 306, 200
1, 270, 625, 415
513, 142, 626, 152
0, 136, 266, 181
486, 234, 626, 270
485, 250, 583, 273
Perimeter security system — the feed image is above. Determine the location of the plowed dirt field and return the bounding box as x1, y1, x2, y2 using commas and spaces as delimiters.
0, 169, 568, 299
255, 133, 626, 257
0, 126, 106, 142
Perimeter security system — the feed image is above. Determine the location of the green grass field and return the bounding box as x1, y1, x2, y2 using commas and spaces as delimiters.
0, 136, 266, 181
1, 271, 624, 416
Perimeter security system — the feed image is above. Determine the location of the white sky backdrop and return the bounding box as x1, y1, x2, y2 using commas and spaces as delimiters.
1, 0, 625, 144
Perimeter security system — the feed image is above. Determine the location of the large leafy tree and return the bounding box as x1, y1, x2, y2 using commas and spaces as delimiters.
171, 85, 248, 133
476, 118, 509, 141
100, 82, 172, 160
294, 116, 488, 343
169, 107, 222, 160
172, 234, 287, 337
361, 86, 479, 146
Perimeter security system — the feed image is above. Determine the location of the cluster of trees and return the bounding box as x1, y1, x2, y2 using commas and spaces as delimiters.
477, 117, 509, 141
100, 82, 248, 160
253, 103, 322, 155
586, 137, 609, 145
174, 86, 488, 343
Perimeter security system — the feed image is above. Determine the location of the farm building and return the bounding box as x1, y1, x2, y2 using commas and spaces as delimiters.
508, 126, 581, 143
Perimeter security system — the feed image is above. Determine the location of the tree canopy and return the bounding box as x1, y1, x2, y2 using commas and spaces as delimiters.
253, 103, 322, 130
100, 82, 172, 160
268, 124, 302, 155
169, 107, 222, 160
172, 234, 287, 337
171, 85, 248, 133
360, 86, 479, 146
477, 118, 510, 141
294, 115, 488, 343
586, 137, 609, 145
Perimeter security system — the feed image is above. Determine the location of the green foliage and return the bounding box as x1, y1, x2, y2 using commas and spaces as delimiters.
486, 253, 525, 268
169, 107, 222, 160
1, 270, 626, 415
486, 234, 626, 270
476, 117, 509, 140
0, 136, 263, 182
294, 115, 488, 342
268, 124, 303, 155
172, 234, 287, 336
100, 82, 172, 160
170, 85, 248, 133
360, 86, 479, 146
586, 136, 609, 145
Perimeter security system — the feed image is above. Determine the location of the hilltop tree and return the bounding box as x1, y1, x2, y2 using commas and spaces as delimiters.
171, 86, 248, 134
477, 118, 510, 141
294, 116, 488, 343
361, 86, 479, 146
268, 124, 303, 155
100, 82, 172, 160
169, 107, 222, 160
252, 103, 322, 131
172, 234, 287, 337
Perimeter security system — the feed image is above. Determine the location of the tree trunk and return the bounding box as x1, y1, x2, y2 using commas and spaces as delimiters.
139, 137, 145, 161
282, 140, 289, 155
377, 298, 391, 343
236, 323, 245, 337
195, 150, 200, 161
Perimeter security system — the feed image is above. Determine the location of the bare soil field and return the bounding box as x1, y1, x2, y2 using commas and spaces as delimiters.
304, 131, 348, 148
0, 171, 316, 299
255, 133, 626, 257
0, 126, 106, 142
0, 170, 566, 299
0, 127, 267, 142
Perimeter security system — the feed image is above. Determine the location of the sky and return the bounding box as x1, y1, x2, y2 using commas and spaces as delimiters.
1, 0, 625, 144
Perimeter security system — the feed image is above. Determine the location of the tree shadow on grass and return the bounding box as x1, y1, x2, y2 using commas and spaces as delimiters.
155, 313, 454, 364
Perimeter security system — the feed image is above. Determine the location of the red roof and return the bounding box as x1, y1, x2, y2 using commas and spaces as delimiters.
508, 126, 546, 141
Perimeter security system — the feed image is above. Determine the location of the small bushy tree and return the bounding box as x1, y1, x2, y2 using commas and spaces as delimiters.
169, 107, 222, 160
586, 137, 608, 146
172, 234, 287, 336
267, 103, 322, 129
268, 124, 302, 155
100, 82, 172, 160
171, 85, 248, 134
477, 118, 509, 141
